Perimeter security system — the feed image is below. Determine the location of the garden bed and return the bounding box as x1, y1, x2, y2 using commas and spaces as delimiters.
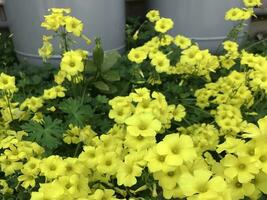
0, 1, 267, 200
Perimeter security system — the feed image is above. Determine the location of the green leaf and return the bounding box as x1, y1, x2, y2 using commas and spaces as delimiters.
21, 116, 64, 150
93, 81, 110, 91
59, 98, 93, 127
85, 60, 97, 73
95, 95, 109, 104
102, 51, 121, 72
102, 70, 120, 82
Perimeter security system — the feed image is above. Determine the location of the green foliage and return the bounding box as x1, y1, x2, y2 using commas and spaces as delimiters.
21, 116, 64, 151
85, 49, 122, 94
59, 98, 93, 127
0, 31, 17, 68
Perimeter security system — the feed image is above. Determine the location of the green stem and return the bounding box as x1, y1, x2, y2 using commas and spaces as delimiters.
244, 38, 267, 51
74, 143, 82, 157
4, 91, 14, 121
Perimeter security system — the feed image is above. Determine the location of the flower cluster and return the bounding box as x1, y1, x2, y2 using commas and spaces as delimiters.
225, 0, 261, 21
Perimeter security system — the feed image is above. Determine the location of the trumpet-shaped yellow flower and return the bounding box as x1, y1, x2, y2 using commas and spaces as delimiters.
155, 18, 174, 33
60, 51, 84, 80
0, 73, 16, 92
128, 48, 147, 64
116, 161, 143, 187
178, 169, 227, 198
40, 156, 65, 180
65, 16, 83, 37
221, 154, 260, 183
156, 134, 196, 167
125, 112, 161, 137
146, 10, 160, 22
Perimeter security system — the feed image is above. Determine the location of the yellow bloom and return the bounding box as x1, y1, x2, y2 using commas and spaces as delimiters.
151, 52, 170, 73
243, 0, 262, 7
125, 112, 161, 137
130, 87, 151, 103
38, 41, 53, 62
153, 167, 180, 190
146, 10, 160, 22
155, 18, 174, 33
221, 154, 260, 183
172, 104, 186, 122
174, 35, 192, 49
40, 155, 65, 179
116, 161, 143, 187
179, 169, 227, 198
65, 16, 83, 37
89, 189, 117, 200
20, 96, 43, 112
96, 152, 120, 175
0, 73, 16, 92
227, 178, 255, 199
63, 124, 81, 144
146, 147, 170, 173
60, 51, 84, 80
156, 134, 196, 167
0, 179, 13, 194
18, 173, 36, 189
31, 182, 65, 200
128, 48, 147, 64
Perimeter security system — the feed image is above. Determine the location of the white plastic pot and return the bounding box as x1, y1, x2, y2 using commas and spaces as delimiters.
5, 0, 125, 65
148, 0, 247, 52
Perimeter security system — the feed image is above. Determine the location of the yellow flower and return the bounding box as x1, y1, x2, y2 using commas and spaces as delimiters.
146, 10, 160, 22
172, 104, 186, 122
18, 173, 36, 189
89, 189, 117, 200
47, 106, 56, 112
221, 154, 260, 183
125, 112, 161, 137
56, 174, 90, 198
54, 70, 66, 85
243, 0, 262, 7
63, 157, 87, 176
65, 16, 83, 37
243, 116, 267, 140
128, 48, 147, 64
130, 87, 151, 103
153, 167, 180, 190
49, 8, 71, 14
38, 41, 53, 62
96, 152, 120, 175
0, 179, 13, 194
227, 177, 255, 199
20, 96, 43, 112
0, 73, 16, 92
63, 124, 81, 144
40, 155, 65, 180
125, 133, 156, 151
174, 35, 192, 49
41, 13, 64, 31
60, 51, 84, 80
31, 112, 44, 124
79, 146, 98, 169
178, 169, 227, 198
146, 147, 170, 173
156, 134, 196, 167
31, 182, 65, 200
155, 18, 174, 33
151, 52, 170, 73
22, 157, 40, 175
116, 161, 143, 187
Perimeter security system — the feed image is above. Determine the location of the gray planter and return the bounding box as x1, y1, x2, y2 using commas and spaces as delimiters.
148, 0, 247, 52
4, 0, 125, 65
